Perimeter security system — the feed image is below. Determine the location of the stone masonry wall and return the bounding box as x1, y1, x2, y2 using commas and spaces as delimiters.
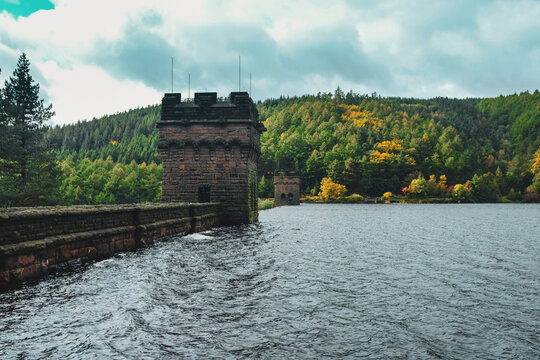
274, 176, 301, 207
0, 203, 220, 290
158, 92, 265, 224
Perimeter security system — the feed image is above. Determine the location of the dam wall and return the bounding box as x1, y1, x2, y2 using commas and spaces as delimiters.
0, 202, 220, 289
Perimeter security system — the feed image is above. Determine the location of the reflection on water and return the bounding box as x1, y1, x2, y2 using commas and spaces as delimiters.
1, 204, 539, 359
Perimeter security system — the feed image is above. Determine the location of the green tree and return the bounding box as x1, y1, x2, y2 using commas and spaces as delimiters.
258, 174, 273, 198
35, 86, 540, 203
0, 53, 59, 206
470, 172, 500, 202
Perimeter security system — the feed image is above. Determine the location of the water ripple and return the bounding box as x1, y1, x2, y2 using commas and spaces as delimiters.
0, 204, 539, 359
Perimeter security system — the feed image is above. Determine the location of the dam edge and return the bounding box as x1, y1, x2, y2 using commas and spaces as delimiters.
0, 202, 221, 290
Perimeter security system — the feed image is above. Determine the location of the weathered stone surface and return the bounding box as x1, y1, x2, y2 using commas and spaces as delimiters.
274, 175, 301, 207
158, 92, 265, 224
0, 203, 221, 290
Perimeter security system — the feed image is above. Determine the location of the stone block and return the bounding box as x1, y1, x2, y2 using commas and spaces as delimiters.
17, 254, 35, 267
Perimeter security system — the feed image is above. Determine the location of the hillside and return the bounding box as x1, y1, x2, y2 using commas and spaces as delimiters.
44, 106, 162, 205
258, 90, 539, 197
46, 90, 540, 201
46, 106, 161, 164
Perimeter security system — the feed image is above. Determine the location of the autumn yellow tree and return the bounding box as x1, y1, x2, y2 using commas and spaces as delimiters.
369, 140, 416, 166
438, 175, 448, 192
527, 148, 540, 199
452, 182, 472, 201
319, 177, 347, 200
407, 175, 428, 197
427, 174, 438, 196
531, 149, 540, 175
340, 105, 383, 129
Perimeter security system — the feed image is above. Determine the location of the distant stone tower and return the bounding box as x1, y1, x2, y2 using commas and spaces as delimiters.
274, 172, 301, 207
158, 92, 265, 224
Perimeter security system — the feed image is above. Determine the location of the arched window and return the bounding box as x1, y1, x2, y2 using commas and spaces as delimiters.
288, 193, 294, 202
281, 193, 286, 200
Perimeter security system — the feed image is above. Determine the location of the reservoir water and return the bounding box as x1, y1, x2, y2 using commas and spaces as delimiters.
1, 204, 539, 359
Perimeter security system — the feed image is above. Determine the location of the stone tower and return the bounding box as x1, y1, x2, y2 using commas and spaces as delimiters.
274, 172, 301, 207
158, 92, 265, 224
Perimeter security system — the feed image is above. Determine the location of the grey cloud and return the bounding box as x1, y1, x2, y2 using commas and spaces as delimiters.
88, 1, 539, 101
87, 12, 176, 91
278, 27, 390, 87
346, 0, 540, 97
89, 17, 389, 100
184, 24, 388, 98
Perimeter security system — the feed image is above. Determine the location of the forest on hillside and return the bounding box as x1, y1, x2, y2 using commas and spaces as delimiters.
42, 88, 540, 203
0, 54, 162, 206
2, 53, 539, 206
257, 89, 540, 201
43, 106, 162, 205
46, 106, 161, 164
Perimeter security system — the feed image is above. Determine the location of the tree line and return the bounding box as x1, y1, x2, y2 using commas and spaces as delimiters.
45, 106, 161, 164
257, 87, 539, 202
0, 54, 161, 206
1, 55, 539, 207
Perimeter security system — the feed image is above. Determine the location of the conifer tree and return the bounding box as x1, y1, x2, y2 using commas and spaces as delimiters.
0, 53, 59, 206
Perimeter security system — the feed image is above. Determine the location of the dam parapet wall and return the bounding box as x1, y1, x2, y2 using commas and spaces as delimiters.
0, 202, 221, 289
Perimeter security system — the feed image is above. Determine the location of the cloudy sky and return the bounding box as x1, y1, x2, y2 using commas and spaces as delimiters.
1, 0, 539, 125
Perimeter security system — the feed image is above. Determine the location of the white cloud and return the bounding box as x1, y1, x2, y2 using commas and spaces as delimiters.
262, 0, 349, 44
357, 18, 403, 56
391, 73, 475, 99
36, 61, 162, 125
476, 0, 540, 46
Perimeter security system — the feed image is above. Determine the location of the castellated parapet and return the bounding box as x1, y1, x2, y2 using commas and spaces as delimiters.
157, 92, 266, 224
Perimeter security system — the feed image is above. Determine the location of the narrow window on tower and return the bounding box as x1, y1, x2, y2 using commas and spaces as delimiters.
198, 185, 211, 203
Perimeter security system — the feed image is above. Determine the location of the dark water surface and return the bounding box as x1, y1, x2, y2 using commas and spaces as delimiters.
1, 204, 539, 359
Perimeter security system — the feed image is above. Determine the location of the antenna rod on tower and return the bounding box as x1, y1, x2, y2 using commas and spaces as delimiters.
171, 57, 174, 93
188, 73, 191, 100
250, 72, 251, 97
238, 55, 241, 92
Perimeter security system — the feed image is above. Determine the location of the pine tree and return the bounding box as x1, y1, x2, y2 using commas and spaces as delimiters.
0, 53, 59, 206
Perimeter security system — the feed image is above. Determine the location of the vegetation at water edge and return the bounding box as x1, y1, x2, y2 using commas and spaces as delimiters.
258, 198, 274, 211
